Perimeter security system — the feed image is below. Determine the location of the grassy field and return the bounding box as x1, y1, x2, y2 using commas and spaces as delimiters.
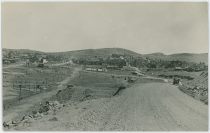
3, 64, 75, 110
53, 69, 165, 103
60, 70, 129, 102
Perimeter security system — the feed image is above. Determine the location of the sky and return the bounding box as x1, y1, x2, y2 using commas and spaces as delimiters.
2, 2, 209, 54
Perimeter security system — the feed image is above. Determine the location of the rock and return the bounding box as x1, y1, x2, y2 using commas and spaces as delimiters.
45, 101, 64, 115
52, 101, 63, 109
49, 117, 58, 121
67, 84, 74, 88
56, 90, 62, 95
32, 110, 37, 115
33, 113, 43, 120
21, 115, 33, 122
38, 104, 50, 113
11, 120, 19, 127
3, 122, 9, 128
43, 112, 48, 115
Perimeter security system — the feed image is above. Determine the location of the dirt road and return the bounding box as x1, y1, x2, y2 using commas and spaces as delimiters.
101, 83, 208, 131
3, 63, 24, 69
18, 82, 208, 131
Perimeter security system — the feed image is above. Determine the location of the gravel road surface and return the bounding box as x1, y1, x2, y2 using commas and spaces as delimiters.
17, 82, 208, 131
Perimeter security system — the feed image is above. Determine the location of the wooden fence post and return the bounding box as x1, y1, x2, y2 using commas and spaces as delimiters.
34, 82, 36, 93
19, 84, 22, 101
29, 81, 30, 91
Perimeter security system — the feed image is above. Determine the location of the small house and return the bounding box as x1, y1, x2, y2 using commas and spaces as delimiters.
174, 67, 183, 71
37, 57, 48, 67
84, 65, 107, 72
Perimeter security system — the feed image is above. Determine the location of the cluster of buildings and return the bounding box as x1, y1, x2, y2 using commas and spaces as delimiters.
3, 51, 48, 68
84, 65, 108, 72
82, 54, 145, 75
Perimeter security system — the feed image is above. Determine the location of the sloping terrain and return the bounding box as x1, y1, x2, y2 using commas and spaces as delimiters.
146, 70, 208, 104
48, 48, 141, 59
3, 48, 44, 57
3, 66, 81, 123
11, 82, 208, 131
3, 48, 208, 64
184, 71, 208, 88
144, 53, 208, 64
3, 69, 130, 129
2, 48, 208, 131
179, 71, 208, 104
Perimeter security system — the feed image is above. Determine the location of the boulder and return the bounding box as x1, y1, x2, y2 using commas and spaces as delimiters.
49, 117, 58, 121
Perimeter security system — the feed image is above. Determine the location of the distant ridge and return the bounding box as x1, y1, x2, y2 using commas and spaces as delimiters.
144, 52, 208, 64
2, 48, 44, 54
2, 48, 208, 64
47, 48, 141, 59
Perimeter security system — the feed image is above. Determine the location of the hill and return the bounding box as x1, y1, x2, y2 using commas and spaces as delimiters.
144, 53, 208, 64
48, 48, 141, 59
2, 48, 208, 64
3, 48, 44, 54
2, 48, 44, 57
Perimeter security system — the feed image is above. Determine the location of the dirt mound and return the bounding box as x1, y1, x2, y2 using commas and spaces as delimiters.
52, 86, 75, 103
3, 100, 64, 130
158, 74, 194, 80
179, 71, 208, 104
50, 85, 96, 103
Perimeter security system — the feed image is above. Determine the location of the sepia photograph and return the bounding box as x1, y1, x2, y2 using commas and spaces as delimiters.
2, 2, 209, 131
